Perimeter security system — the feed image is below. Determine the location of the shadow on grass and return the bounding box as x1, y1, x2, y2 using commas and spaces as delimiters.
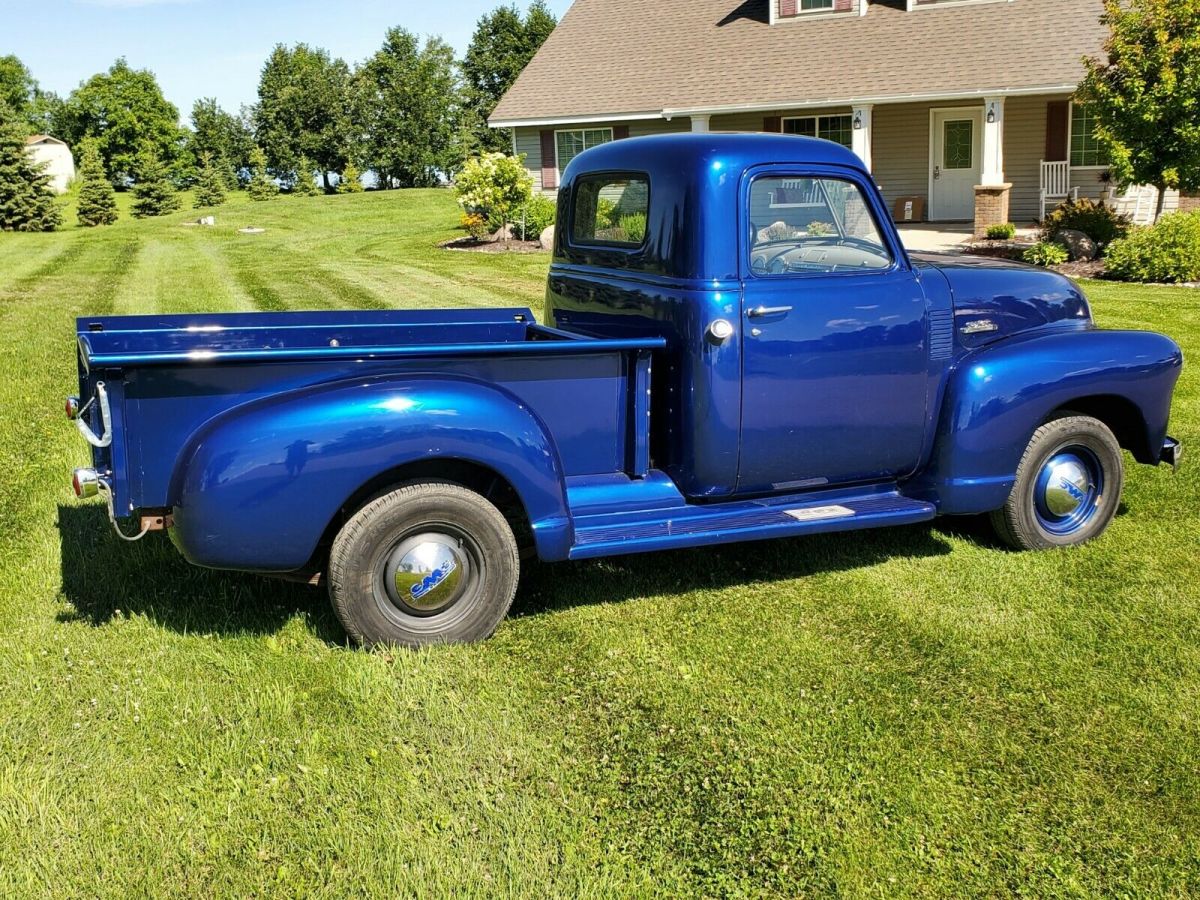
57, 505, 346, 643
59, 504, 954, 640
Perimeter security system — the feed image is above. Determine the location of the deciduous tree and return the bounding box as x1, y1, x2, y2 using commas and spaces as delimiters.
355, 28, 460, 188
58, 59, 186, 186
461, 2, 556, 153
189, 98, 253, 189
253, 44, 353, 191
75, 137, 118, 226
1078, 0, 1200, 219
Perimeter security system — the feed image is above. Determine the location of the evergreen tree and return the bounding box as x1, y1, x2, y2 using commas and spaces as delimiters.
0, 107, 61, 231
247, 146, 278, 200
193, 152, 226, 207
130, 146, 181, 218
291, 156, 320, 195
75, 137, 117, 226
336, 162, 363, 193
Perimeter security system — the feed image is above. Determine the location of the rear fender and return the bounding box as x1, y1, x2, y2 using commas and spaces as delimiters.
169, 374, 572, 571
917, 329, 1182, 514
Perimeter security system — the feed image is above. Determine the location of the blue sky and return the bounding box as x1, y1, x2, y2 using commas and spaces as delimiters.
5, 0, 574, 120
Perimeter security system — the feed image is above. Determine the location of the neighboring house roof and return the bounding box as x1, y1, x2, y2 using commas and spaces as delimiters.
26, 135, 68, 146
490, 0, 1108, 126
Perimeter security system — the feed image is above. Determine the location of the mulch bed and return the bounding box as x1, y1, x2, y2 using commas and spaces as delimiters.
1052, 260, 1107, 279
441, 236, 543, 254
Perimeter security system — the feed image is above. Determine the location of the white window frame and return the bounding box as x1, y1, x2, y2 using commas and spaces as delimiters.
554, 127, 614, 182
906, 0, 1012, 9
781, 114, 854, 149
771, 0, 863, 25
1067, 101, 1108, 171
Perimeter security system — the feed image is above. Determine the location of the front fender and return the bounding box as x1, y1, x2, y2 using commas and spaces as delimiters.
170, 374, 572, 571
917, 329, 1182, 514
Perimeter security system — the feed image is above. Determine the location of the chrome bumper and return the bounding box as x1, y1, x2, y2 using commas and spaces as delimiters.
1161, 437, 1182, 473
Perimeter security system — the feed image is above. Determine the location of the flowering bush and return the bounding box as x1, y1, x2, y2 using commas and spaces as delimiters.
460, 212, 489, 241
454, 153, 533, 238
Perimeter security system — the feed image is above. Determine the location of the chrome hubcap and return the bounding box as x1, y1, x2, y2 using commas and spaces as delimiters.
1033, 447, 1102, 536
383, 532, 469, 616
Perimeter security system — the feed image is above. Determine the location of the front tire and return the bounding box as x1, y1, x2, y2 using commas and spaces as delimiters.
989, 414, 1123, 550
328, 481, 519, 648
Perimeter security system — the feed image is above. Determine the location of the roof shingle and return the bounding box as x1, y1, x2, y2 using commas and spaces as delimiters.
491, 0, 1108, 125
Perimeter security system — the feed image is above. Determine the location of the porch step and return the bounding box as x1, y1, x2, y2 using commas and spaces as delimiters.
568, 489, 935, 560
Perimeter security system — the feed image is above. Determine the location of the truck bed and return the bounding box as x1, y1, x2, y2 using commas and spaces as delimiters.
76, 308, 665, 534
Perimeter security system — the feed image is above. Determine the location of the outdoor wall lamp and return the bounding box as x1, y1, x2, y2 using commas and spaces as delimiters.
853, 111, 863, 130
986, 103, 997, 124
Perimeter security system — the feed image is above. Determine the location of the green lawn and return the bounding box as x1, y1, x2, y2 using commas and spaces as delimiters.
0, 189, 1197, 897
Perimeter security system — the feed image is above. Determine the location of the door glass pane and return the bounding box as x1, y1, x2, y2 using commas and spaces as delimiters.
943, 120, 973, 169
749, 176, 892, 275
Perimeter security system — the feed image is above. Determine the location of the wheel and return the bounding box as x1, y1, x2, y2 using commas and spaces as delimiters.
989, 414, 1124, 550
327, 481, 519, 648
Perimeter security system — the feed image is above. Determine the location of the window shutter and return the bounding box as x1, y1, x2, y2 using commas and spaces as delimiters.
1045, 101, 1069, 162
779, 0, 796, 15
540, 130, 558, 189
613, 125, 630, 140
763, 116, 782, 133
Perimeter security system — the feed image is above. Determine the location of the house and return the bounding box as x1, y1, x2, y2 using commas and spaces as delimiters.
25, 135, 76, 194
490, 0, 1178, 233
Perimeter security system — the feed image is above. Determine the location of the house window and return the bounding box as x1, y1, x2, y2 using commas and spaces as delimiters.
1070, 104, 1107, 168
555, 128, 614, 179
800, 0, 834, 9
782, 115, 853, 149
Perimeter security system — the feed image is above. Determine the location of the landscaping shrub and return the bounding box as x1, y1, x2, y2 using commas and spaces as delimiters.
454, 152, 532, 236
511, 193, 555, 240
459, 211, 488, 241
1040, 198, 1129, 248
1105, 211, 1200, 283
986, 222, 1016, 240
619, 212, 647, 244
1023, 241, 1069, 267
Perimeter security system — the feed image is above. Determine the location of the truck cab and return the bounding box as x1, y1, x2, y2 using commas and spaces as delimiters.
69, 133, 1183, 648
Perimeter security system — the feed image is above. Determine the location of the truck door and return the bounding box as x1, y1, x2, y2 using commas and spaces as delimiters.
737, 168, 929, 494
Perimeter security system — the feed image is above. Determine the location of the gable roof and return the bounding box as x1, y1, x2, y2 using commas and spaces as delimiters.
26, 135, 67, 146
491, 0, 1108, 126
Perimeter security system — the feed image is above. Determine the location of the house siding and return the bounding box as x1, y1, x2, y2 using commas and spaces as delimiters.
514, 120, 685, 194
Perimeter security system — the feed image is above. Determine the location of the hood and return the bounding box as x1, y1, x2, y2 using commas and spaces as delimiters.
911, 252, 1092, 350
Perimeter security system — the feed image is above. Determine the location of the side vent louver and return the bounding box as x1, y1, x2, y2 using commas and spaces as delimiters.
929, 308, 953, 360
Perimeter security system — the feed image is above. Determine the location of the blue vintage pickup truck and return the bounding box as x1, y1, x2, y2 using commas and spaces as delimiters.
68, 134, 1182, 647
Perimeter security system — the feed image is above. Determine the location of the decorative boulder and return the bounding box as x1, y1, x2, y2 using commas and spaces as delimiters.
539, 225, 555, 251
490, 223, 514, 243
1056, 229, 1098, 261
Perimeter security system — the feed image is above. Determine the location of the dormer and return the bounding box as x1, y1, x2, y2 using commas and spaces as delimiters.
771, 0, 867, 25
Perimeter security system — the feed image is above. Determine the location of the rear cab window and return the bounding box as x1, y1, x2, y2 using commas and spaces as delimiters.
748, 176, 892, 276
570, 175, 649, 249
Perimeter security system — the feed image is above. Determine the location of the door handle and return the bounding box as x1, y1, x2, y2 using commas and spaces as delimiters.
933, 165, 941, 180
747, 305, 793, 318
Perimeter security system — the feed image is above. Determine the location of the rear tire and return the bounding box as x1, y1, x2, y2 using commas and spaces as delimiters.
328, 481, 519, 648
989, 415, 1123, 551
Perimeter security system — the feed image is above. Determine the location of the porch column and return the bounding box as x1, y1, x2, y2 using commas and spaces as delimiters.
974, 96, 1012, 237
690, 115, 711, 133
980, 97, 1005, 186
850, 104, 872, 171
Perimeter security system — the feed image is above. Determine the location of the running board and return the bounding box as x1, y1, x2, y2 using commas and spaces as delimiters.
568, 490, 936, 560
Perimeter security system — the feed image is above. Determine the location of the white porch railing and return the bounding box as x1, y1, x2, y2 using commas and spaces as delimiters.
1039, 160, 1079, 220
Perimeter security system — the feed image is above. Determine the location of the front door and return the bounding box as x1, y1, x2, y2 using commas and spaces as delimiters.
738, 170, 930, 494
929, 109, 982, 221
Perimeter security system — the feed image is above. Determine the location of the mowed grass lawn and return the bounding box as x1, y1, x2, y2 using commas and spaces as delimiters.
0, 188, 1197, 898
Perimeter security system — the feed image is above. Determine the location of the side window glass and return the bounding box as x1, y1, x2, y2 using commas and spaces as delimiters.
571, 175, 649, 248
749, 176, 892, 276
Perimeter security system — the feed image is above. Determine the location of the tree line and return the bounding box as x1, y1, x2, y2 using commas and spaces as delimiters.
0, 1, 554, 199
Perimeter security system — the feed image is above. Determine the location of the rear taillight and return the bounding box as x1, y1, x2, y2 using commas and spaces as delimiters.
65, 396, 80, 420
72, 467, 99, 499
